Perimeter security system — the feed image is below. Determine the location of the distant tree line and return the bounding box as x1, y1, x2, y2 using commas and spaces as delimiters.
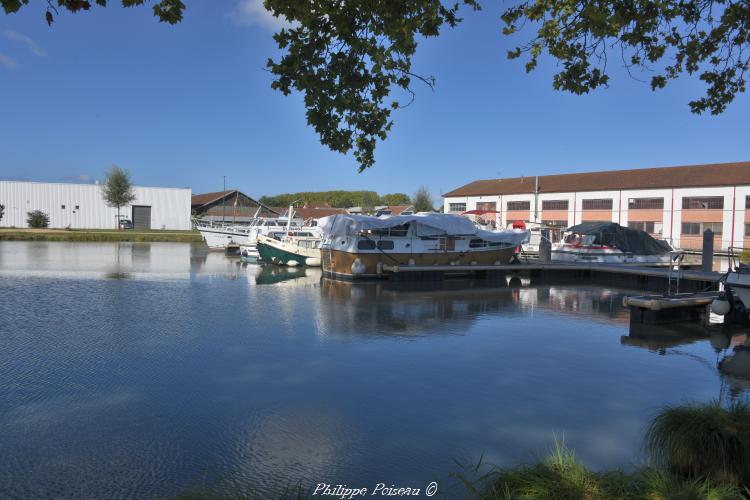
260, 191, 412, 209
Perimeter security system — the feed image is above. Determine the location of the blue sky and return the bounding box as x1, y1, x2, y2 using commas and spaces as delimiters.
1, 1, 748, 201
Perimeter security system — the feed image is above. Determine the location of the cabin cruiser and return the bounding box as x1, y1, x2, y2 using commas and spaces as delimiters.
721, 261, 750, 316
318, 213, 529, 280
551, 222, 673, 264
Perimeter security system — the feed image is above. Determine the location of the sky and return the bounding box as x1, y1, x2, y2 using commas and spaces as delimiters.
1, 1, 748, 202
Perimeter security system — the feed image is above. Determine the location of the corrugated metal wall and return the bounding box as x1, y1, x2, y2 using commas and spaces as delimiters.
0, 181, 192, 230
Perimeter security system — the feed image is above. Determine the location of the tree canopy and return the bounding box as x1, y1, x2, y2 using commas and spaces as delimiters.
101, 165, 136, 227
259, 190, 411, 208
4, 0, 747, 168
411, 186, 435, 212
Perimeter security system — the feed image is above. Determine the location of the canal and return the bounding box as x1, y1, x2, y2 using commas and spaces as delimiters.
0, 241, 745, 498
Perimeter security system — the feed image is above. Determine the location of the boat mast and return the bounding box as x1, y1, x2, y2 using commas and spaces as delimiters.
286, 204, 293, 231
534, 175, 539, 224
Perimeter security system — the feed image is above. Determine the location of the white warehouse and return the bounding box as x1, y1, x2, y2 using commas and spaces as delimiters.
0, 181, 192, 230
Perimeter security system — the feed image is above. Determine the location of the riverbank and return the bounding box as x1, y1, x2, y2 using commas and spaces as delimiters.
0, 228, 203, 243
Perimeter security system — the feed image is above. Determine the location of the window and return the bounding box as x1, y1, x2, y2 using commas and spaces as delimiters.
357, 240, 376, 250
628, 198, 664, 210
448, 202, 466, 212
507, 200, 530, 211
542, 219, 568, 228
628, 221, 663, 234
682, 196, 724, 209
746, 223, 750, 237
476, 201, 496, 211
681, 222, 722, 235
582, 199, 613, 210
377, 240, 394, 250
746, 196, 750, 209
61, 204, 66, 209
542, 200, 568, 210
75, 205, 79, 210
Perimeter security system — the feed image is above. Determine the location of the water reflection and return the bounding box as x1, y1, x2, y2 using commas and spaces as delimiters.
2, 242, 750, 498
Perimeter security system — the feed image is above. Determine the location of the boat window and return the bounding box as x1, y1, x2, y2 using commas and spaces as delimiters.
357, 240, 376, 250
469, 238, 486, 248
377, 240, 394, 250
370, 223, 409, 237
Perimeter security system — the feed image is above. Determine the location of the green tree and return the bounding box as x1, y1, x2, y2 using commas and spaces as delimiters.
101, 165, 136, 229
5, 0, 748, 167
26, 210, 49, 228
380, 193, 411, 206
411, 186, 434, 212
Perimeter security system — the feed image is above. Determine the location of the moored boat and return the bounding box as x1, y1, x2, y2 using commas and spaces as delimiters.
256, 233, 322, 267
551, 222, 673, 264
318, 213, 529, 280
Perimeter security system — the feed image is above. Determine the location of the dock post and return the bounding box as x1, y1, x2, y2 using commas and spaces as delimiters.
702, 229, 714, 272
539, 229, 551, 263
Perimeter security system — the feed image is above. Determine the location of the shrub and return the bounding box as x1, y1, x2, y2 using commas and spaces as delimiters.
26, 210, 49, 228
645, 401, 750, 487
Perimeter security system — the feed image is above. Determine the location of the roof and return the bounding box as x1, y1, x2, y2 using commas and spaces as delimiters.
443, 161, 750, 197
376, 205, 414, 215
191, 190, 239, 207
192, 190, 277, 214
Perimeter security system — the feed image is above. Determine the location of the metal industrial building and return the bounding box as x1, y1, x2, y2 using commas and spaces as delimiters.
0, 181, 192, 230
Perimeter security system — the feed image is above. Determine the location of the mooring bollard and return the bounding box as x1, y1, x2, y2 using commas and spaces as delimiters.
702, 229, 714, 272
539, 229, 551, 263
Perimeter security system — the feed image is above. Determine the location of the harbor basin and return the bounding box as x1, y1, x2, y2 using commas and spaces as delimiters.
0, 241, 746, 498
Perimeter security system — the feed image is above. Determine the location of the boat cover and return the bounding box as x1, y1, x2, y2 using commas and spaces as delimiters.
564, 222, 672, 255
318, 213, 529, 246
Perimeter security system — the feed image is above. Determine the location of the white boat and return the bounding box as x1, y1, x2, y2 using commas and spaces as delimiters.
198, 216, 317, 253
551, 222, 673, 264
724, 266, 750, 313
318, 213, 529, 279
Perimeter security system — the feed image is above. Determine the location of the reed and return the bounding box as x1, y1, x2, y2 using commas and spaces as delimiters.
463, 438, 746, 499
644, 401, 750, 486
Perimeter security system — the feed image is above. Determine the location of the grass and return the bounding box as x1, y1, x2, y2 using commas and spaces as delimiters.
459, 439, 746, 500
645, 401, 750, 487
0, 228, 203, 242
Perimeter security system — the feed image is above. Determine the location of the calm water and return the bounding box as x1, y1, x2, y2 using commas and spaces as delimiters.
0, 241, 747, 498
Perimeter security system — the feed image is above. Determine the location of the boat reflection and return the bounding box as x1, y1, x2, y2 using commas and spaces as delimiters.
253, 265, 321, 286
621, 321, 750, 399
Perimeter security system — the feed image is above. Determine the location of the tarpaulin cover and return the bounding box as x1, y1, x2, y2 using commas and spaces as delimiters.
318, 213, 529, 246
565, 222, 672, 255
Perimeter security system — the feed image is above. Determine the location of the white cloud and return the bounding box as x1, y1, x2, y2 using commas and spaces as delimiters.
228, 0, 294, 31
1, 29, 46, 57
0, 51, 16, 70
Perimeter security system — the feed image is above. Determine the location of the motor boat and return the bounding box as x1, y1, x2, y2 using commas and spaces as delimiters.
551, 222, 673, 264
318, 213, 529, 279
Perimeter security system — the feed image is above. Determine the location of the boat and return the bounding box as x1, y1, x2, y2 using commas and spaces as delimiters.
551, 222, 673, 264
318, 213, 529, 280
198, 216, 317, 254
504, 220, 564, 254
721, 258, 750, 316
256, 233, 322, 267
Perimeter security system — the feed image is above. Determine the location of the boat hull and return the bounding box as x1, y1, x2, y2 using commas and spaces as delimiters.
321, 246, 516, 279
257, 238, 321, 267
198, 227, 251, 249
726, 272, 750, 311
551, 245, 671, 264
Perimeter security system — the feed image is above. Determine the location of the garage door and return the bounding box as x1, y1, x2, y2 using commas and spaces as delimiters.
132, 205, 152, 230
